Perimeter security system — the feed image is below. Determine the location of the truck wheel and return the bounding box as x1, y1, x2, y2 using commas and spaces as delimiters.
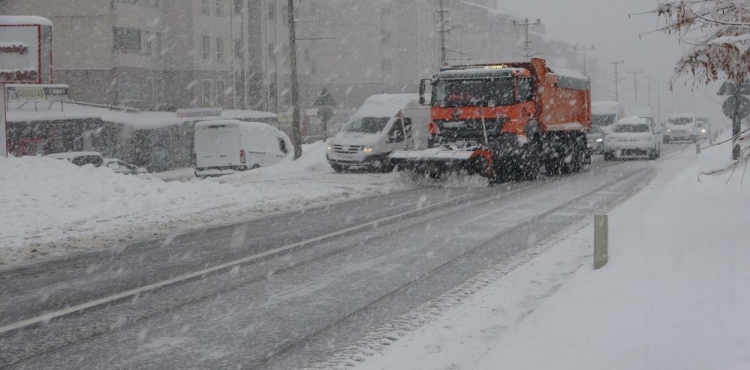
604, 152, 614, 161
521, 137, 543, 181
331, 164, 344, 173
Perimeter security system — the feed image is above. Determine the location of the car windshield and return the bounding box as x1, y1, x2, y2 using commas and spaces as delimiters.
614, 124, 650, 133
344, 117, 390, 134
592, 114, 617, 127
433, 78, 515, 107
668, 117, 693, 125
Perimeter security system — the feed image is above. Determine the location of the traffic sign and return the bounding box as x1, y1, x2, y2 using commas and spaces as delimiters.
722, 95, 750, 120
717, 81, 750, 96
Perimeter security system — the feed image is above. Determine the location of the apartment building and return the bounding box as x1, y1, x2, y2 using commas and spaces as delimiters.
0, 0, 265, 110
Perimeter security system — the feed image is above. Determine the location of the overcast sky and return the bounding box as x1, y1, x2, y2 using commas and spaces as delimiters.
497, 0, 726, 122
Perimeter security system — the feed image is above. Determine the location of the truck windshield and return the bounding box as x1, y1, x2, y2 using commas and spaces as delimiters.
668, 117, 693, 125
433, 78, 515, 107
592, 114, 617, 127
613, 124, 650, 133
345, 117, 390, 134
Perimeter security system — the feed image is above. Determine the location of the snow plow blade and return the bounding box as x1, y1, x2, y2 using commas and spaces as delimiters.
389, 148, 492, 178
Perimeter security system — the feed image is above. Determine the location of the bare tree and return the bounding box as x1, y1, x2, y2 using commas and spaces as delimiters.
655, 0, 750, 84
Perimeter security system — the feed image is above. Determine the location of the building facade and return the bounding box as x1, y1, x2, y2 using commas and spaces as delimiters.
1, 0, 593, 118
0, 0, 264, 111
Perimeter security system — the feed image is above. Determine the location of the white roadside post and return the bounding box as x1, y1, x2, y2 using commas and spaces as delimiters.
594, 214, 609, 269
1, 83, 6, 157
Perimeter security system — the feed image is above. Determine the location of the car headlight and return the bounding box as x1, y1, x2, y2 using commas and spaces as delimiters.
701, 129, 706, 133
666, 129, 670, 133
362, 147, 373, 154
327, 145, 333, 152
596, 138, 603, 142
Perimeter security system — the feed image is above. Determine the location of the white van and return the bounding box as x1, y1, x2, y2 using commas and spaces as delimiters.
326, 94, 430, 172
664, 113, 700, 143
194, 120, 291, 177
592, 101, 625, 135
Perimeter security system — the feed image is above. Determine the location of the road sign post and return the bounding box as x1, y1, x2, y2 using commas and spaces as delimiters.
719, 81, 750, 160
594, 215, 609, 270
1, 83, 6, 157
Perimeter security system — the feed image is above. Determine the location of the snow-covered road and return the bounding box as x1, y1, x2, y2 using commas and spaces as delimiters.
0, 146, 682, 369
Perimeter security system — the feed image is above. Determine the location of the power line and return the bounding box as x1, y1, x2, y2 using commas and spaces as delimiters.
513, 18, 542, 58
609, 60, 625, 102
573, 45, 594, 76
628, 70, 643, 106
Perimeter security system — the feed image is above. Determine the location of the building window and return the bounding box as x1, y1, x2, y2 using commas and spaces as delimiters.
116, 77, 143, 101
234, 38, 242, 58
216, 80, 225, 107
202, 80, 212, 106
216, 37, 224, 62
215, 0, 223, 16
201, 0, 210, 14
268, 42, 276, 59
202, 35, 211, 61
234, 0, 242, 14
148, 78, 157, 102
113, 27, 142, 52
381, 31, 392, 44
156, 32, 162, 56
144, 30, 152, 55
157, 78, 164, 101
382, 59, 392, 73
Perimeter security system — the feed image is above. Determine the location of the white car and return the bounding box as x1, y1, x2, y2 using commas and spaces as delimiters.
604, 117, 661, 161
104, 158, 148, 175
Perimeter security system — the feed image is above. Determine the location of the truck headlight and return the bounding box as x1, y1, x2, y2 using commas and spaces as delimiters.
596, 138, 603, 142
327, 145, 333, 152
701, 129, 706, 133
362, 147, 373, 154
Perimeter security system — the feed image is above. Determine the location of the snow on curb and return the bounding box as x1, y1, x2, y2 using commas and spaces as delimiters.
0, 142, 411, 266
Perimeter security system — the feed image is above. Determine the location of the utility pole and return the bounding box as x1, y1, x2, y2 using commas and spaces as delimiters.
644, 75, 654, 107
514, 18, 542, 58
287, 0, 302, 159
437, 0, 449, 66
609, 60, 625, 102
628, 70, 642, 106
573, 45, 594, 76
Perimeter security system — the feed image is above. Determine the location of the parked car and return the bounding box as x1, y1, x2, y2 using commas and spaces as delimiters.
326, 94, 431, 173
104, 158, 148, 175
194, 120, 292, 177
46, 151, 104, 167
586, 125, 605, 154
604, 117, 662, 161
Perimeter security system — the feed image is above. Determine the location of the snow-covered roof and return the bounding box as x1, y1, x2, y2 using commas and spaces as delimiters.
195, 119, 283, 135
459, 1, 519, 21
6, 102, 277, 130
0, 16, 53, 27
352, 94, 419, 119
617, 116, 649, 125
550, 67, 588, 80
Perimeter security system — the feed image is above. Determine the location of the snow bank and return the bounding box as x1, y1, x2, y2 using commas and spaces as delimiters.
345, 141, 750, 370
469, 145, 750, 370
0, 143, 410, 265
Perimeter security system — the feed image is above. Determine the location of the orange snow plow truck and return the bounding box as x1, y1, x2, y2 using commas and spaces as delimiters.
390, 58, 591, 181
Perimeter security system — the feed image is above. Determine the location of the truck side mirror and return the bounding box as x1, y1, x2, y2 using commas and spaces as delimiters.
419, 79, 430, 106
